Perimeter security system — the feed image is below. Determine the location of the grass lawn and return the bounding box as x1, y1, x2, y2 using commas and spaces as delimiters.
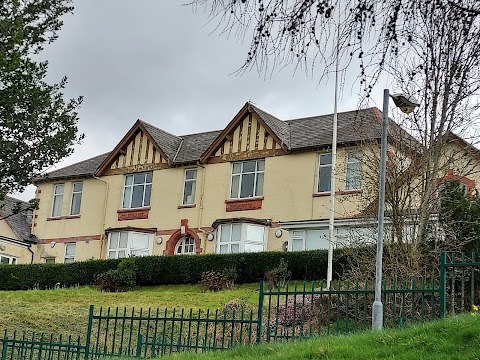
0, 284, 259, 338
150, 315, 480, 360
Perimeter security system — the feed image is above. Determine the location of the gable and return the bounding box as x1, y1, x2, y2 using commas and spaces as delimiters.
97, 122, 171, 176
201, 103, 287, 163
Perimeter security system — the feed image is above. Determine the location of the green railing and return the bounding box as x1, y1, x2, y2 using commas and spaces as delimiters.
84, 306, 259, 358
441, 252, 480, 315
261, 278, 441, 342
0, 331, 85, 360
1, 252, 478, 360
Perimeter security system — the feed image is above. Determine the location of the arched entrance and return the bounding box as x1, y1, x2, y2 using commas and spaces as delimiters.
164, 229, 202, 255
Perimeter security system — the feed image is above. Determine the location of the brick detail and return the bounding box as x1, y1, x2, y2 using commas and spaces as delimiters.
117, 208, 149, 221
225, 198, 263, 212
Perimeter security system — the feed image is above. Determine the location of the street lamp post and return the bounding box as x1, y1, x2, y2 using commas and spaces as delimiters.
372, 90, 419, 331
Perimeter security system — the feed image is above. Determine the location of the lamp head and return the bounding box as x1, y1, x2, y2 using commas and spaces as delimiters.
390, 93, 420, 114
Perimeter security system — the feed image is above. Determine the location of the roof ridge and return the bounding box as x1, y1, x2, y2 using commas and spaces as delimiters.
139, 119, 182, 140
285, 107, 378, 123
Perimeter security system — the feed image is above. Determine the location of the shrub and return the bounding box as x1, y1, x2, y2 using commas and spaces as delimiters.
108, 258, 137, 291
265, 258, 292, 288
223, 266, 238, 289
94, 272, 116, 292
200, 270, 228, 291
0, 249, 350, 290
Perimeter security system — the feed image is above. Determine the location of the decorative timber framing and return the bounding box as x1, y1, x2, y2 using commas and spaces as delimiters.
96, 120, 172, 176
200, 102, 288, 164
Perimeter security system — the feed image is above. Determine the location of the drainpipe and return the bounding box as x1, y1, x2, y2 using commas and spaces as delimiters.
27, 243, 34, 264
196, 162, 208, 251
94, 176, 109, 259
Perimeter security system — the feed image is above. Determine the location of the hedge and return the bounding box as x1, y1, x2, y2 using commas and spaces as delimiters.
0, 250, 349, 290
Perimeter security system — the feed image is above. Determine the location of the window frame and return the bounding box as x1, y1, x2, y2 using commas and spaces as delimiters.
345, 151, 363, 191
0, 254, 17, 265
51, 183, 65, 217
216, 223, 267, 254
64, 243, 76, 263
70, 182, 83, 215
44, 257, 55, 264
121, 172, 153, 209
107, 231, 153, 259
182, 168, 197, 205
175, 236, 196, 255
317, 153, 332, 193
229, 159, 265, 199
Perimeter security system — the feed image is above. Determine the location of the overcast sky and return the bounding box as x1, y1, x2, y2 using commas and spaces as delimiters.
16, 0, 391, 200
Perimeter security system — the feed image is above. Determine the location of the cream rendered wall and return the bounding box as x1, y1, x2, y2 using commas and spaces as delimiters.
0, 242, 32, 264
33, 145, 371, 259
33, 240, 102, 263
0, 220, 32, 264
0, 219, 18, 240
34, 178, 106, 239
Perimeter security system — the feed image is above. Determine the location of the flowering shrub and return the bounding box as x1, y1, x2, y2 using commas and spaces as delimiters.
276, 295, 314, 327
200, 271, 228, 291
471, 304, 479, 317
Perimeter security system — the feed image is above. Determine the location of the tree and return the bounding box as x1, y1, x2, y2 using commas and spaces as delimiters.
194, 0, 480, 246
439, 181, 480, 254
0, 0, 83, 204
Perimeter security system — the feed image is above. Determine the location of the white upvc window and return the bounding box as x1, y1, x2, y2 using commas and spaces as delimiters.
0, 255, 17, 265
230, 160, 265, 199
318, 153, 332, 193
289, 229, 330, 251
122, 172, 153, 209
70, 182, 83, 215
64, 243, 76, 263
182, 169, 197, 205
52, 184, 64, 217
216, 223, 267, 254
175, 236, 196, 255
107, 231, 153, 259
345, 151, 363, 190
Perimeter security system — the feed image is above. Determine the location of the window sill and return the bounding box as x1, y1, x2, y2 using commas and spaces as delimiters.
117, 207, 151, 213
47, 215, 81, 221
313, 190, 362, 197
178, 204, 196, 209
336, 189, 362, 195
225, 196, 264, 203
225, 197, 263, 212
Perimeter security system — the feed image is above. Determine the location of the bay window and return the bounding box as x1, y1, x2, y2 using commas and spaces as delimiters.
107, 231, 152, 259
216, 223, 267, 254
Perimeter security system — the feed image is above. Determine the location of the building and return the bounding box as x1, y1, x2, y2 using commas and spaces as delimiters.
0, 196, 37, 264
17, 102, 480, 264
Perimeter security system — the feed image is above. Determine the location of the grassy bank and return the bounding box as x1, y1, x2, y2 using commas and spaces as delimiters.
0, 284, 259, 337
154, 315, 480, 360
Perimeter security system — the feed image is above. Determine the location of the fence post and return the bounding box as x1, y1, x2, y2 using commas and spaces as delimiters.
84, 305, 94, 360
135, 334, 143, 358
256, 281, 264, 344
440, 252, 447, 318
1, 335, 7, 360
